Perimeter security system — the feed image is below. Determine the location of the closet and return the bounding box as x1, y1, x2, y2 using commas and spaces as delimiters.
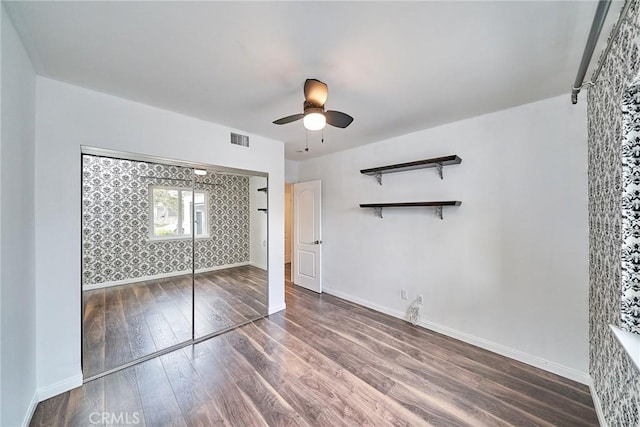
81, 151, 268, 379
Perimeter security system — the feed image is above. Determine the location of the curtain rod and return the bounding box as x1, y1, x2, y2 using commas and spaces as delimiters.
572, 0, 631, 104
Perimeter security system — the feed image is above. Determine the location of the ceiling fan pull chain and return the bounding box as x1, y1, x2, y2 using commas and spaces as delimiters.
322, 128, 324, 144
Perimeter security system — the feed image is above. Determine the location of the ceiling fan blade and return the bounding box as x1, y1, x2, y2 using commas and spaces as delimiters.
325, 110, 354, 128
273, 113, 304, 125
304, 79, 328, 106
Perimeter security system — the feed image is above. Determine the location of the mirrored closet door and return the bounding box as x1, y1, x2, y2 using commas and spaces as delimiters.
81, 152, 268, 379
194, 174, 268, 338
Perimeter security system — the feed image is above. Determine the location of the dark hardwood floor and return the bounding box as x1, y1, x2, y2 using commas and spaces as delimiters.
83, 265, 268, 377
35, 264, 598, 426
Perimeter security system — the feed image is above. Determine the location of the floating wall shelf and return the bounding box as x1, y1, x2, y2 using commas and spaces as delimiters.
257, 187, 268, 193
360, 155, 462, 184
359, 201, 462, 220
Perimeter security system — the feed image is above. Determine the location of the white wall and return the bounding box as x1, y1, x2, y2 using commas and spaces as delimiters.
34, 77, 285, 398
250, 176, 268, 270
1, 5, 38, 426
298, 94, 589, 382
285, 159, 299, 183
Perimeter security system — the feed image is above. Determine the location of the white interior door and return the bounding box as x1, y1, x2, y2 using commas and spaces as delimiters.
293, 180, 322, 293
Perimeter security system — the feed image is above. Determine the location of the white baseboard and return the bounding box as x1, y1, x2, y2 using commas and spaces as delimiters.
589, 378, 608, 427
21, 390, 39, 427
417, 317, 590, 384
268, 303, 286, 315
83, 262, 250, 291
323, 286, 590, 385
196, 262, 249, 274
249, 262, 267, 271
37, 372, 83, 401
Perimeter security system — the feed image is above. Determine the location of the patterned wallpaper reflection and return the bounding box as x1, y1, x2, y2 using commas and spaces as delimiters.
82, 155, 250, 286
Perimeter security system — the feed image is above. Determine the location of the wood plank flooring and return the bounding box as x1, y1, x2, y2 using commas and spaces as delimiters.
82, 265, 268, 377
36, 264, 598, 426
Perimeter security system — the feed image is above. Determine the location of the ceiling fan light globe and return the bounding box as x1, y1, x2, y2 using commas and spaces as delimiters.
303, 112, 326, 131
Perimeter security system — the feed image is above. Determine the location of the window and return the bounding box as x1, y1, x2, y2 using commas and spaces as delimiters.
150, 186, 208, 239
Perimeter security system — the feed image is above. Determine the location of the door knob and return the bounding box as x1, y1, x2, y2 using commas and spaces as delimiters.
314, 240, 322, 245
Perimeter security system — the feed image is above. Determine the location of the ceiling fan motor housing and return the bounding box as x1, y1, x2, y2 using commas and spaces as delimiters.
303, 101, 324, 113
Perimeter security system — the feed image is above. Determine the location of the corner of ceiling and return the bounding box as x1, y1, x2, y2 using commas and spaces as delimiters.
2, 2, 46, 76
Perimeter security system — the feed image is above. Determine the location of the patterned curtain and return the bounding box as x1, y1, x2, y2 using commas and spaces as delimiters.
621, 79, 640, 335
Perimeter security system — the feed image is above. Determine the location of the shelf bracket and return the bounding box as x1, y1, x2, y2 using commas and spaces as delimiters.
374, 172, 382, 185
434, 206, 443, 220
436, 163, 443, 179
374, 207, 384, 219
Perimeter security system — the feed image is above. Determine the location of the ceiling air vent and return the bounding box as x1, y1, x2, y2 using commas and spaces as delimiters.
230, 132, 249, 148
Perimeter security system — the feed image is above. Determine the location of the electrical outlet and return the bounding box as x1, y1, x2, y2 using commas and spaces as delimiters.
417, 295, 424, 305
401, 289, 408, 300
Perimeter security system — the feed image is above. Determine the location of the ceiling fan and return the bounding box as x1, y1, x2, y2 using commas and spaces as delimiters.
273, 79, 354, 131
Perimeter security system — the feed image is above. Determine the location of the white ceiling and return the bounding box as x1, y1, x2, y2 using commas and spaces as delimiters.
5, 1, 615, 160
